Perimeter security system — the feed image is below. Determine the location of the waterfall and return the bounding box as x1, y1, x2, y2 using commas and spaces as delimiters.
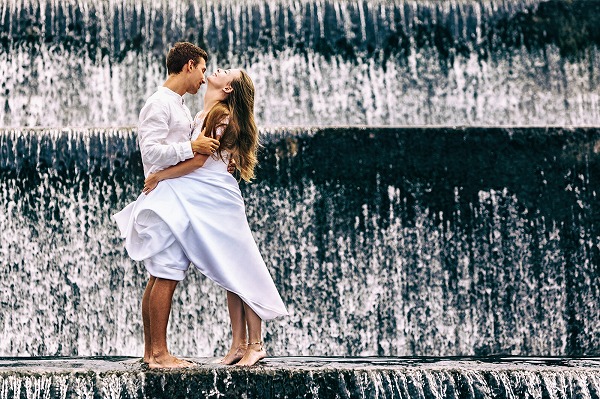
1, 126, 598, 358
1, 1, 599, 397
1, 0, 599, 127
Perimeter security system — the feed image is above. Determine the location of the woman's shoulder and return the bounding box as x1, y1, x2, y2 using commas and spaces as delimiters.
196, 104, 230, 125
208, 109, 230, 132
195, 109, 212, 119
209, 103, 230, 119
192, 110, 204, 125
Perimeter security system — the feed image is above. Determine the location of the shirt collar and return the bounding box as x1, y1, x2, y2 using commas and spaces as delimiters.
158, 86, 185, 104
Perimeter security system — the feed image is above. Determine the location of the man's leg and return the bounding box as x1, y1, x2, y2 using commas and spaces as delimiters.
142, 276, 157, 363
141, 220, 191, 368
148, 277, 191, 368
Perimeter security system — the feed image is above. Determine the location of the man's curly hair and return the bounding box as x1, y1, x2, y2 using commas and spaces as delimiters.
166, 42, 208, 75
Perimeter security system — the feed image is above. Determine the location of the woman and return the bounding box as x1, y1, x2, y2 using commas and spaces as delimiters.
117, 68, 288, 367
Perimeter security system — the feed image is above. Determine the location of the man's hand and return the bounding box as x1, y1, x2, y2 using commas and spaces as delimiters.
143, 173, 161, 195
227, 157, 237, 174
192, 129, 219, 155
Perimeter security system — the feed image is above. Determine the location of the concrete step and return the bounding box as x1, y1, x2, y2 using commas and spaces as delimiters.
1, 356, 599, 398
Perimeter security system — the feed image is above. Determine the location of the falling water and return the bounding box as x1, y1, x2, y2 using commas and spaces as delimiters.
1, 0, 599, 127
1, 1, 600, 397
1, 126, 598, 358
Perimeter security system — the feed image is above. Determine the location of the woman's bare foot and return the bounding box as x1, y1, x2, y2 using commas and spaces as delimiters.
235, 342, 266, 366
219, 343, 248, 365
148, 353, 195, 369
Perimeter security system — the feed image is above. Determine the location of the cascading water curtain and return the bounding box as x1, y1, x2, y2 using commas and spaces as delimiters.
1, 127, 599, 357
0, 0, 599, 127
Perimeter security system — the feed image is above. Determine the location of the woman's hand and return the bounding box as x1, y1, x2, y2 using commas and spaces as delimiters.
143, 172, 162, 195
191, 128, 219, 155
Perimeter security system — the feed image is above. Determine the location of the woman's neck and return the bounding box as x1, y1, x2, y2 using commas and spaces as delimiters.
202, 91, 222, 115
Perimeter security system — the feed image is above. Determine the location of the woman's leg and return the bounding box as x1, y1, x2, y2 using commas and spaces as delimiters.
236, 302, 266, 366
142, 276, 157, 363
220, 291, 248, 364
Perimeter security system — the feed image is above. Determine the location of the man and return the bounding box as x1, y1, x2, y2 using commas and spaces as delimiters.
137, 42, 217, 369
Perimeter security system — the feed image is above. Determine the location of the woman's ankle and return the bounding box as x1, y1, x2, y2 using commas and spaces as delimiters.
247, 341, 264, 351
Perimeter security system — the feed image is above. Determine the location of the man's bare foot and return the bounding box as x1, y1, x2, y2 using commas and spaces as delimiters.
219, 343, 248, 365
235, 342, 266, 366
148, 353, 195, 369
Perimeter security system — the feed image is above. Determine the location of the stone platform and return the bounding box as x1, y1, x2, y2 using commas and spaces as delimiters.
1, 356, 599, 398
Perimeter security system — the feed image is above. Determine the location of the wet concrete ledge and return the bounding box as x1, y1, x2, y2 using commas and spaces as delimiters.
0, 356, 599, 399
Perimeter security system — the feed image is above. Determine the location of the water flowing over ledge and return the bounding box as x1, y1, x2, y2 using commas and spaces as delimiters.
1, 126, 599, 359
1, 0, 599, 126
0, 356, 599, 399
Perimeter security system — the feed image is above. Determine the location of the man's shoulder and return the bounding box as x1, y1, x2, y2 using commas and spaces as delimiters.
144, 90, 171, 108
140, 91, 171, 117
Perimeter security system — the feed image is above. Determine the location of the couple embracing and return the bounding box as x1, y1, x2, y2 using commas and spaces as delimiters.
113, 42, 288, 368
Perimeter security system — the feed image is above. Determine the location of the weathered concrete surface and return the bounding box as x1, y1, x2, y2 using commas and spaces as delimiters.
1, 356, 599, 398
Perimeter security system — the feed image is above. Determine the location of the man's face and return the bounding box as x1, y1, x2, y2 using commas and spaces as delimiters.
187, 58, 207, 95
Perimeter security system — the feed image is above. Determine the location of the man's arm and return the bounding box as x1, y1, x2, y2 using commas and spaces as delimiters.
143, 153, 238, 195
143, 154, 210, 194
142, 115, 236, 194
138, 102, 219, 167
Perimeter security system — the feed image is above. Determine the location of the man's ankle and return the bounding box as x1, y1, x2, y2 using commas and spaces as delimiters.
152, 349, 170, 359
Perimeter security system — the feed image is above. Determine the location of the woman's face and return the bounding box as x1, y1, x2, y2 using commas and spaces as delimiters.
207, 68, 242, 93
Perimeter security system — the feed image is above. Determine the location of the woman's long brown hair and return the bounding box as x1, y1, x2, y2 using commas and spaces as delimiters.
201, 70, 258, 182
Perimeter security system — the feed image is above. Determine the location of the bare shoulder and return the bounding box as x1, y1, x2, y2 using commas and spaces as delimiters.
194, 110, 205, 120
218, 115, 230, 126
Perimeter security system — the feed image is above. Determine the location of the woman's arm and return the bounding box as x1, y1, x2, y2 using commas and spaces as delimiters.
143, 114, 232, 194
143, 153, 209, 194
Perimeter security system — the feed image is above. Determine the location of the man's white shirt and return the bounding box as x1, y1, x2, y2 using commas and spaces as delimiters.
138, 86, 195, 177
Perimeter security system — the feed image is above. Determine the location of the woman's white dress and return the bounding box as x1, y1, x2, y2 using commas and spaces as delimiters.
113, 119, 288, 320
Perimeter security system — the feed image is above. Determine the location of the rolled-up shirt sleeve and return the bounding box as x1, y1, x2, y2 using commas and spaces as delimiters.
138, 101, 194, 168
